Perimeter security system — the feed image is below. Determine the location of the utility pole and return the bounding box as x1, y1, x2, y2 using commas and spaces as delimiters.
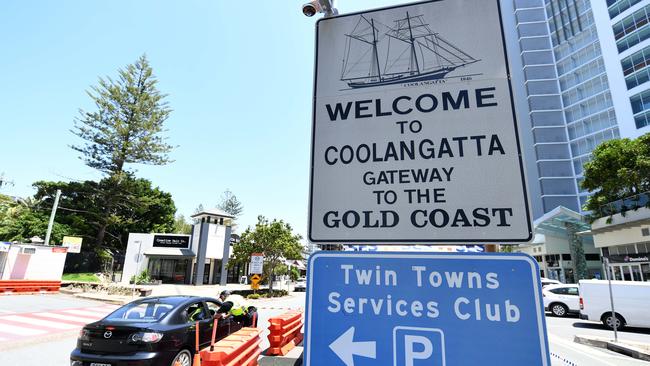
44, 189, 62, 246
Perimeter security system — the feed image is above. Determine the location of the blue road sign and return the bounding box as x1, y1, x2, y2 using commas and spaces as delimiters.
304, 252, 550, 366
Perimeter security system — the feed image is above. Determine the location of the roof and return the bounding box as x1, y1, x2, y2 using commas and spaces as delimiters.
533, 206, 590, 238
191, 208, 234, 219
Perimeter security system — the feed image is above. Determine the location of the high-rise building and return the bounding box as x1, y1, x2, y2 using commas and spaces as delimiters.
501, 0, 650, 218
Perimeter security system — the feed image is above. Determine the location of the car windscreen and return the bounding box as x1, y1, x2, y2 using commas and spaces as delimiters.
105, 301, 175, 322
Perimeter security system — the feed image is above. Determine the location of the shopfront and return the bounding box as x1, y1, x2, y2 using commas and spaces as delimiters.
147, 257, 192, 284
602, 247, 650, 282
122, 209, 238, 286
591, 207, 650, 282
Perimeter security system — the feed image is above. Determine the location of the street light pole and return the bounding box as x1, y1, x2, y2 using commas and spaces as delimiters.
132, 240, 143, 299
44, 189, 62, 246
603, 257, 618, 342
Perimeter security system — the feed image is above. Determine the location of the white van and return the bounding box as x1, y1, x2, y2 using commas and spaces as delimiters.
579, 279, 650, 330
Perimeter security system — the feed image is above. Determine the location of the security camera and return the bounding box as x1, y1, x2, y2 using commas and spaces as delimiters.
302, 1, 322, 17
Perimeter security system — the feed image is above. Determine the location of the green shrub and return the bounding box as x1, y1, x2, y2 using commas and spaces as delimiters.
247, 293, 261, 300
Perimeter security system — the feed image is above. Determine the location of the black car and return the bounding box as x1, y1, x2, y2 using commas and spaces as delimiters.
70, 296, 249, 366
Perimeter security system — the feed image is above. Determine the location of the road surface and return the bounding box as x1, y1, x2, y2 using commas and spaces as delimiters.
1, 293, 649, 366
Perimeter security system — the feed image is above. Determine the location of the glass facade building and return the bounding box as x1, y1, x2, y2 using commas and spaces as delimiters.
501, 0, 650, 219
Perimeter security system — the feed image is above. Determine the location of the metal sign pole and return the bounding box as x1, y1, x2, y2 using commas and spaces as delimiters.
44, 189, 61, 246
132, 240, 142, 299
603, 257, 618, 342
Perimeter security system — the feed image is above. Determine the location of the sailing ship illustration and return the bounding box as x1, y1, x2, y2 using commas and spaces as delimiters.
340, 12, 480, 88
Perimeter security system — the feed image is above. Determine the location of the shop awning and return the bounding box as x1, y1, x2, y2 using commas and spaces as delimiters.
144, 247, 195, 257
533, 206, 590, 239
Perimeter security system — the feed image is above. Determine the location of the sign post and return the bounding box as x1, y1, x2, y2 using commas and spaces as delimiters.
249, 253, 264, 291
308, 0, 531, 244
305, 252, 550, 365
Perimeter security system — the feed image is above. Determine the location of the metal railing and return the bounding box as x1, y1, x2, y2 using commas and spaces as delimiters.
594, 191, 650, 219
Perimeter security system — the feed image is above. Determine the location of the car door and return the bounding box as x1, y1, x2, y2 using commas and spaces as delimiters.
182, 301, 214, 349
205, 300, 239, 342
565, 286, 580, 311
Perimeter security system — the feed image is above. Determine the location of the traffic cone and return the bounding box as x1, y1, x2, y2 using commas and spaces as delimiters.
193, 321, 201, 366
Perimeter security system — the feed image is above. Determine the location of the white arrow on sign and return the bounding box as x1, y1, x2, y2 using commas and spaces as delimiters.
329, 326, 377, 366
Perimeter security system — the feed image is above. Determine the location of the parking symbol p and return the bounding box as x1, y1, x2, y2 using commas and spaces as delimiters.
393, 327, 445, 366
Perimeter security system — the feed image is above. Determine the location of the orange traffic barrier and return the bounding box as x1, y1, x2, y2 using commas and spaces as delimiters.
0, 280, 61, 294
193, 321, 202, 366
201, 327, 262, 366
266, 310, 303, 356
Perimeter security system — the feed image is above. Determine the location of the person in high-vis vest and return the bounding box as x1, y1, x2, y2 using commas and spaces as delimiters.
216, 290, 248, 323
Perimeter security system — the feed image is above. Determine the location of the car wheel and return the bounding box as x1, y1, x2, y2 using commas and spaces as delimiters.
171, 349, 192, 366
550, 303, 568, 317
602, 313, 625, 330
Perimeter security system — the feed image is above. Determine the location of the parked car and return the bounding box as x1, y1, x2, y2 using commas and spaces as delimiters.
541, 277, 562, 288
294, 277, 306, 292
579, 279, 650, 330
543, 284, 580, 317
70, 296, 254, 366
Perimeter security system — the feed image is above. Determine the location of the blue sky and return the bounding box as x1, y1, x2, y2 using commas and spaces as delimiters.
0, 0, 412, 240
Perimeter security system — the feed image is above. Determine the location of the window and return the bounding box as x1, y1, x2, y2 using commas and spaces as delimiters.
642, 228, 650, 236
105, 301, 174, 322
622, 46, 650, 89
585, 253, 601, 261
206, 301, 223, 317
635, 111, 650, 129
613, 6, 650, 40
609, 0, 643, 19
562, 254, 572, 260
631, 89, 650, 114
183, 302, 207, 323
566, 287, 579, 296
614, 5, 650, 52
550, 287, 569, 295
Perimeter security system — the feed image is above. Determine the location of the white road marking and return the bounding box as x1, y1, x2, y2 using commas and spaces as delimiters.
31, 312, 98, 324
1, 315, 78, 330
0, 322, 47, 336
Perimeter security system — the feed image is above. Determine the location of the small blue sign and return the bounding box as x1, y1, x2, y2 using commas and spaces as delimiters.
304, 252, 550, 366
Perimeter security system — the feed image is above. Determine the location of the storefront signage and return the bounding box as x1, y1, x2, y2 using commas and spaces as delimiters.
152, 235, 190, 249
308, 0, 532, 244
62, 236, 83, 253
607, 254, 650, 264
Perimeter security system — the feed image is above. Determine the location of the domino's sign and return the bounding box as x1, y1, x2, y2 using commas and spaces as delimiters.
304, 252, 550, 366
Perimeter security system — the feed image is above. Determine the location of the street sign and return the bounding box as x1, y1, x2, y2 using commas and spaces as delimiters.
250, 274, 261, 290
304, 252, 550, 366
61, 236, 83, 253
308, 0, 532, 243
249, 253, 264, 274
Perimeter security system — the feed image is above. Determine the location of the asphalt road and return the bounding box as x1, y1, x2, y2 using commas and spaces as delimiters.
545, 311, 650, 366
0, 293, 306, 366
1, 294, 649, 366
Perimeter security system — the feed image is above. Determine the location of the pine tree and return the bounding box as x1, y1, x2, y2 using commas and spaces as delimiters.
71, 55, 174, 247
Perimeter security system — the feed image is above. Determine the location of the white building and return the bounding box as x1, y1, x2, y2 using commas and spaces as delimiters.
0, 243, 68, 281
121, 209, 239, 286
590, 201, 650, 281
501, 0, 650, 218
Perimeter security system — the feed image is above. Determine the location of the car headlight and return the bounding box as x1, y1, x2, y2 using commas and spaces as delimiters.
129, 332, 164, 344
